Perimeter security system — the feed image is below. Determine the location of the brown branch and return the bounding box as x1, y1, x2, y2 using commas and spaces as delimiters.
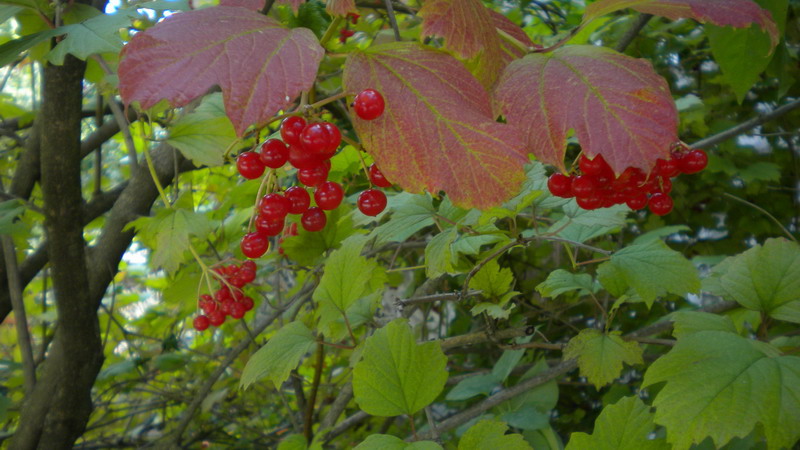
614, 13, 653, 53
1, 235, 36, 393
305, 342, 325, 442
690, 99, 800, 150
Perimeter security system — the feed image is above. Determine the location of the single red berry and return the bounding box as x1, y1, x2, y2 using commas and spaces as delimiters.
237, 151, 266, 180
255, 214, 285, 237
207, 310, 226, 327
237, 266, 257, 284
219, 299, 234, 316
353, 89, 385, 120
656, 176, 672, 194
655, 158, 680, 178
368, 163, 392, 188
358, 189, 387, 216
288, 145, 323, 170
285, 186, 311, 214
547, 173, 573, 198
300, 122, 333, 155
280, 116, 306, 146
240, 232, 270, 258
301, 207, 327, 232
260, 139, 289, 169
298, 163, 330, 187
242, 260, 257, 272
199, 298, 217, 314
576, 195, 602, 210
649, 193, 674, 216
193, 315, 210, 331
314, 181, 344, 210
230, 302, 247, 319
215, 286, 231, 302
679, 149, 708, 174
240, 296, 255, 312
578, 154, 612, 178
229, 274, 248, 288
321, 122, 341, 155
259, 193, 290, 221
571, 175, 596, 199
626, 193, 648, 210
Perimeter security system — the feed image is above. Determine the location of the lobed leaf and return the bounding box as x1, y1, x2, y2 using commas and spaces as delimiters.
240, 321, 316, 389
563, 329, 643, 388
565, 396, 668, 450
458, 419, 532, 450
313, 235, 383, 314
118, 7, 324, 136
494, 45, 677, 174
343, 42, 529, 209
354, 434, 442, 450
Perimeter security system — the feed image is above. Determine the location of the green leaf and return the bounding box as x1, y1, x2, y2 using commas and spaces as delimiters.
458, 419, 532, 450
669, 311, 738, 339
536, 269, 598, 299
597, 239, 700, 307
0, 28, 61, 68
632, 225, 691, 245
354, 434, 442, 450
240, 321, 316, 390
0, 199, 25, 235
127, 207, 213, 273
471, 302, 514, 320
352, 319, 448, 416
492, 346, 526, 381
704, 238, 800, 323
47, 10, 135, 64
313, 235, 384, 313
277, 434, 308, 450
370, 192, 435, 246
540, 203, 628, 243
166, 92, 237, 167
281, 206, 355, 265
425, 227, 458, 278
563, 329, 643, 388
447, 374, 499, 401
643, 331, 800, 450
470, 259, 513, 299
565, 396, 668, 450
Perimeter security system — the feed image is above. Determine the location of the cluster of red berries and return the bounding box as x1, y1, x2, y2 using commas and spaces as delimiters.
546, 147, 708, 216
192, 261, 257, 331
234, 89, 389, 259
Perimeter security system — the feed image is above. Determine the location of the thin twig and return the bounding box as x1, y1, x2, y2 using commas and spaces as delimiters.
305, 342, 325, 443
690, 99, 800, 150
2, 235, 36, 394
395, 290, 481, 307
383, 0, 401, 41
722, 193, 796, 242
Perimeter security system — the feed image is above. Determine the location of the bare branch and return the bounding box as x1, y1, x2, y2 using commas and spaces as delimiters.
615, 14, 653, 53
691, 99, 800, 150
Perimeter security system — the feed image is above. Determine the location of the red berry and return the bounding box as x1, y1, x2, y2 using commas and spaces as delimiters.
353, 89, 385, 120
578, 154, 612, 178
230, 302, 247, 319
207, 310, 226, 327
240, 296, 255, 312
314, 181, 344, 210
357, 189, 387, 216
321, 122, 341, 155
368, 163, 392, 188
193, 315, 210, 331
240, 232, 270, 258
679, 149, 708, 174
576, 195, 602, 210
656, 177, 672, 194
259, 193, 290, 221
571, 175, 596, 199
648, 193, 674, 216
626, 193, 648, 210
237, 267, 257, 284
260, 139, 289, 169
339, 28, 355, 43
280, 116, 306, 146
255, 214, 284, 236
284, 222, 298, 236
655, 158, 680, 178
237, 151, 266, 180
285, 186, 311, 214
300, 122, 333, 155
547, 173, 573, 198
242, 260, 257, 272
301, 207, 327, 232
298, 163, 329, 187
199, 298, 217, 314
347, 12, 359, 24
288, 145, 323, 170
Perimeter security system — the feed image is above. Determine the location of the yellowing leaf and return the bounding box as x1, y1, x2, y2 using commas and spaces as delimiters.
118, 7, 324, 136
563, 329, 643, 388
643, 331, 800, 450
494, 45, 677, 174
583, 0, 779, 48
343, 42, 528, 209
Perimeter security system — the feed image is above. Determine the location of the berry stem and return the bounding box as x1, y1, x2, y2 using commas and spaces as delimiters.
318, 16, 344, 48
306, 91, 349, 110
304, 341, 325, 443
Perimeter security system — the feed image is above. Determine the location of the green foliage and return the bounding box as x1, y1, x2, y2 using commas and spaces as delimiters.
313, 234, 385, 313
127, 206, 213, 273
354, 434, 442, 449
566, 396, 668, 450
166, 93, 237, 167
563, 329, 643, 388
643, 331, 800, 449
352, 319, 448, 416
458, 419, 532, 450
240, 321, 317, 389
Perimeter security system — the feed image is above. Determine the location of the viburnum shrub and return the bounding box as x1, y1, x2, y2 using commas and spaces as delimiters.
95, 0, 798, 448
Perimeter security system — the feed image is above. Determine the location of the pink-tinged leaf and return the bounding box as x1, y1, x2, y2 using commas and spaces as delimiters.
584, 0, 779, 47
118, 7, 324, 136
419, 0, 505, 87
343, 42, 529, 209
326, 0, 357, 17
219, 0, 261, 10
494, 45, 677, 174
489, 10, 539, 65
277, 0, 305, 14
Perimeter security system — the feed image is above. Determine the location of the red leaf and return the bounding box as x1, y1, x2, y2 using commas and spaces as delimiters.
326, 0, 357, 17
343, 42, 528, 209
494, 45, 677, 174
585, 0, 779, 47
489, 10, 539, 65
118, 7, 324, 136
